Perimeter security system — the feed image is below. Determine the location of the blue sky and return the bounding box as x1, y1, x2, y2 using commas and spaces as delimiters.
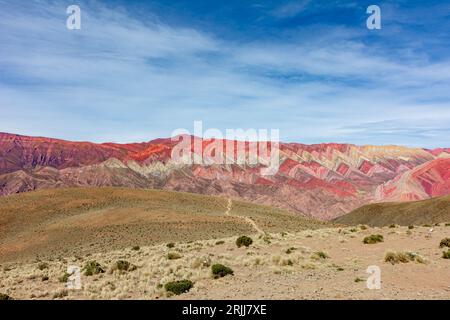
0, 0, 450, 147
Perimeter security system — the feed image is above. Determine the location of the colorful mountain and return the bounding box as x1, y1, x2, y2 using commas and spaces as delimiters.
0, 132, 449, 220
375, 158, 450, 201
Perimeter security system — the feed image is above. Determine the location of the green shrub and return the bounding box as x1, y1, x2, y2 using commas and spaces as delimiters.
408, 225, 414, 230
389, 224, 396, 228
166, 243, 175, 248
215, 240, 225, 245
132, 246, 140, 251
443, 249, 450, 259
363, 234, 384, 244
0, 293, 12, 300
445, 223, 450, 227
439, 238, 450, 248
164, 280, 193, 295
167, 252, 182, 260
211, 264, 234, 278
82, 261, 105, 276
360, 225, 367, 230
236, 236, 253, 248
113, 260, 134, 271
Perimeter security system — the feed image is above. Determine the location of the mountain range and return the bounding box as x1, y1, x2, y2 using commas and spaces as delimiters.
1, 132, 449, 220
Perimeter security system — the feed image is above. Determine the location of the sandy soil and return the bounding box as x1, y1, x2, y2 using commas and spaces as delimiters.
1, 224, 449, 300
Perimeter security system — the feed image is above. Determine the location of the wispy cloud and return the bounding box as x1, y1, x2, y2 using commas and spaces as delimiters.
334, 118, 450, 147
271, 0, 311, 19
0, 0, 449, 148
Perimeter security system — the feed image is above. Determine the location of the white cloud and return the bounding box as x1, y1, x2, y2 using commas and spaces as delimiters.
0, 0, 449, 147
272, 0, 311, 19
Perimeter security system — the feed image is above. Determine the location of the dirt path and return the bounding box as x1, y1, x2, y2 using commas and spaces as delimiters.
225, 198, 265, 235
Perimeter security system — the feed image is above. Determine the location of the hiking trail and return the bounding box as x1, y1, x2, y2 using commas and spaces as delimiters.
225, 198, 265, 235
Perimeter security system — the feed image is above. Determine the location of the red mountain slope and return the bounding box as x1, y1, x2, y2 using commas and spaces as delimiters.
375, 158, 450, 201
0, 132, 448, 220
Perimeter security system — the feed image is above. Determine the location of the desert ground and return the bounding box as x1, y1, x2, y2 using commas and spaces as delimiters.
0, 188, 449, 300
1, 222, 449, 300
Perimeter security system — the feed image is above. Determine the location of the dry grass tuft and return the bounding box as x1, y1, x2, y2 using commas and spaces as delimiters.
167, 252, 182, 260
439, 238, 450, 248
363, 234, 384, 244
384, 251, 425, 264
443, 249, 450, 259
311, 251, 329, 260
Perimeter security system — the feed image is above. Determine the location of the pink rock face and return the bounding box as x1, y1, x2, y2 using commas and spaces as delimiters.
376, 158, 450, 201
427, 148, 450, 157
0, 132, 449, 220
